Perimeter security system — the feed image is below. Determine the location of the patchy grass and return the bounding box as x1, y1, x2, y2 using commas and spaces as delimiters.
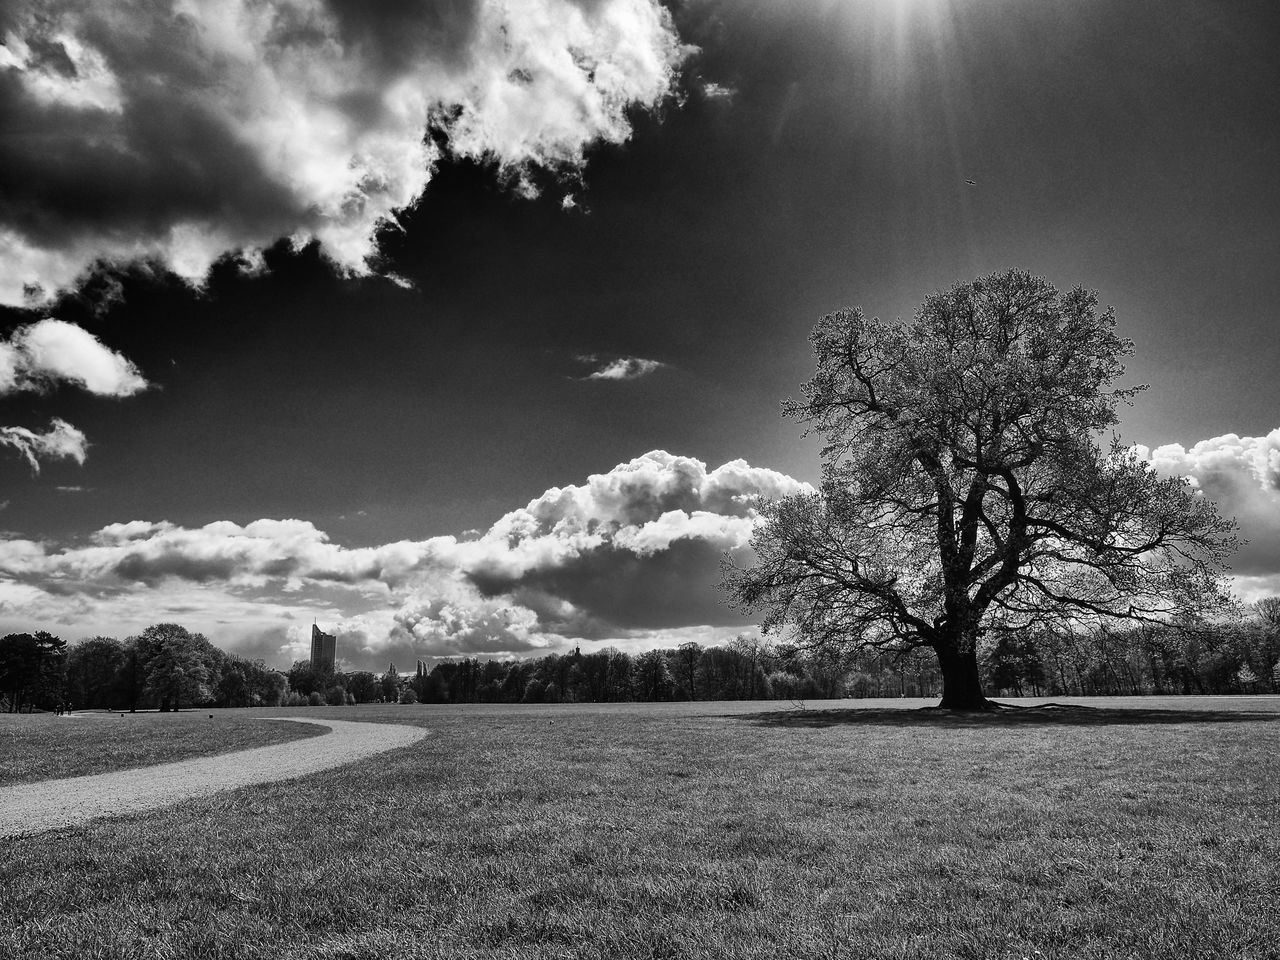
0, 710, 326, 785
1, 697, 1278, 959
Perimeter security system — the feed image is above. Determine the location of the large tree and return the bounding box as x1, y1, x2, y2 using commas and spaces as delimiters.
723, 270, 1237, 710
0, 632, 66, 712
66, 636, 129, 709
132, 623, 213, 711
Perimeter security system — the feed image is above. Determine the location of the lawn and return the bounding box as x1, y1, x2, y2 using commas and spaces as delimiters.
1, 697, 1277, 959
0, 710, 325, 786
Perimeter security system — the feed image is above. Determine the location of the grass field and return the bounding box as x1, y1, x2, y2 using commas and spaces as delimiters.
0, 710, 325, 786
1, 697, 1277, 959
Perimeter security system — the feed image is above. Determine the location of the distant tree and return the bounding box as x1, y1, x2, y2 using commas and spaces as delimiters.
542, 676, 563, 703
604, 648, 635, 701
633, 649, 674, 701
1255, 597, 1280, 629
117, 641, 147, 712
325, 685, 346, 706
346, 671, 382, 704
729, 635, 772, 699
217, 659, 251, 707
286, 660, 328, 698
694, 645, 771, 700
66, 637, 128, 709
670, 642, 702, 700
723, 271, 1237, 709
203, 653, 283, 707
984, 631, 1045, 697
398, 686, 418, 704
1235, 663, 1259, 692
501, 661, 534, 702
536, 654, 570, 703
256, 664, 289, 707
769, 668, 810, 700
417, 669, 447, 703
472, 659, 504, 702
0, 632, 67, 712
380, 664, 401, 702
805, 645, 863, 698
564, 662, 586, 702
133, 624, 212, 712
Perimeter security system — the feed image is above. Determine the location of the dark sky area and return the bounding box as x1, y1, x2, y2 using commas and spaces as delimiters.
2, 0, 1278, 667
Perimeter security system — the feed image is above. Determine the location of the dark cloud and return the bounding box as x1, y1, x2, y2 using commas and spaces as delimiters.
474, 538, 752, 631
110, 549, 299, 587
325, 0, 481, 75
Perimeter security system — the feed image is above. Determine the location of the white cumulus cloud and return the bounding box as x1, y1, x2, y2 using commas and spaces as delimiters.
0, 319, 147, 397
0, 451, 811, 661
1135, 429, 1280, 581
0, 319, 145, 472
578, 355, 666, 381
0, 0, 690, 304
0, 418, 88, 473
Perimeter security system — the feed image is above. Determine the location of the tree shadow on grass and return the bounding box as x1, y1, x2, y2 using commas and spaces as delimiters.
745, 703, 1280, 729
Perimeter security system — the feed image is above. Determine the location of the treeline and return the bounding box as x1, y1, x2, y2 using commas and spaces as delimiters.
4, 602, 1279, 712
362, 609, 1280, 705
372, 606, 1280, 705
983, 609, 1280, 697
276, 638, 848, 706
0, 623, 285, 713
404, 639, 818, 704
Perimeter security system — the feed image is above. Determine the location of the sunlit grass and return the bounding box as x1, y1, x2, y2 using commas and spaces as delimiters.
1, 697, 1277, 959
0, 710, 324, 785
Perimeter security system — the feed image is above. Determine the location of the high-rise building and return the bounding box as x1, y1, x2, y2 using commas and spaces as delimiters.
310, 623, 336, 672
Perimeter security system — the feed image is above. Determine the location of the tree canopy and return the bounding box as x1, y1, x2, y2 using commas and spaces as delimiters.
722, 270, 1238, 709
0, 632, 66, 712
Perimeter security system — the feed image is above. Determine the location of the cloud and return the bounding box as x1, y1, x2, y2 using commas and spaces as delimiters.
578, 355, 666, 380
391, 582, 554, 657
701, 81, 735, 101
1135, 429, 1280, 578
0, 319, 147, 396
0, 418, 88, 472
11, 432, 1280, 662
0, 450, 810, 662
0, 0, 689, 305
0, 320, 142, 473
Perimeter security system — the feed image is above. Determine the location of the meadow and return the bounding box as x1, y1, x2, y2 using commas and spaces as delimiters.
0, 710, 324, 786
1, 697, 1277, 959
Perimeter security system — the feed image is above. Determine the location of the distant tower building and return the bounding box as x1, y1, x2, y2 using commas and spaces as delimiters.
310, 623, 336, 672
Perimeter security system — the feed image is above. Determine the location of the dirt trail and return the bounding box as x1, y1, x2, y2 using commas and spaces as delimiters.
0, 717, 427, 839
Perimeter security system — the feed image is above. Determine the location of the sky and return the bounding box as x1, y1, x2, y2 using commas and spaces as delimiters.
1, 0, 1278, 670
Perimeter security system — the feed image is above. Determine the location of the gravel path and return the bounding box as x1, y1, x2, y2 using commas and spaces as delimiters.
0, 717, 427, 839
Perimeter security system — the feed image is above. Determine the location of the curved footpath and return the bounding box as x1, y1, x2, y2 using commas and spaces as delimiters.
0, 717, 427, 839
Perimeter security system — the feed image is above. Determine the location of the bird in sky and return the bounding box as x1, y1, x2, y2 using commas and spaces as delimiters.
964, 179, 977, 185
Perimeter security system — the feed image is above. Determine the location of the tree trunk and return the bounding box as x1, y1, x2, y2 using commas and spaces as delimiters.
934, 639, 991, 710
